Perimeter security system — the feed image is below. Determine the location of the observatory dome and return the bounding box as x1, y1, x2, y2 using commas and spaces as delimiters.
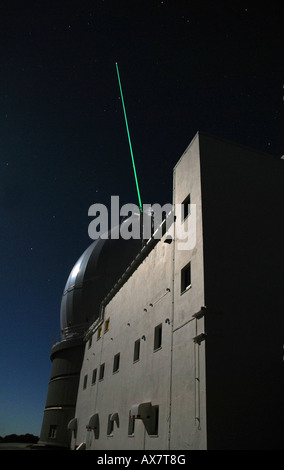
60, 216, 143, 339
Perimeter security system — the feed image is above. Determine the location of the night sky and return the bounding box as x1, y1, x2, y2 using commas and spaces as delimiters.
0, 1, 283, 437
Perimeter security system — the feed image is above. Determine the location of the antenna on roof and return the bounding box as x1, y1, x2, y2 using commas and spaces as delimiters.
115, 62, 143, 213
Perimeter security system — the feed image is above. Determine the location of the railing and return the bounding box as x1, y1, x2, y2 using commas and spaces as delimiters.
62, 323, 88, 340
51, 323, 89, 346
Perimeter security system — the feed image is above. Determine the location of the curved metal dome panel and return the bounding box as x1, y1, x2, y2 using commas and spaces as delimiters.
60, 218, 142, 338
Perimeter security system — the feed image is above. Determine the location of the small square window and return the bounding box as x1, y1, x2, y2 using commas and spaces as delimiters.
133, 339, 140, 362
83, 374, 88, 389
154, 324, 162, 351
182, 194, 191, 221
181, 262, 191, 293
92, 368, 97, 385
99, 363, 105, 381
113, 353, 120, 373
104, 318, 110, 332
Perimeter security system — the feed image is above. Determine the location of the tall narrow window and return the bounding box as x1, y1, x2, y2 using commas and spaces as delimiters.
181, 262, 191, 293
99, 363, 105, 381
182, 194, 191, 221
97, 326, 102, 340
107, 414, 114, 436
133, 339, 140, 362
83, 374, 88, 389
151, 406, 159, 436
88, 336, 92, 349
128, 411, 135, 436
92, 368, 97, 385
154, 324, 162, 351
104, 318, 110, 333
113, 353, 120, 373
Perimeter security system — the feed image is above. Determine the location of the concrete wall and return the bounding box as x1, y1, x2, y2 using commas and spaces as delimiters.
72, 133, 207, 450
72, 233, 173, 450
199, 133, 284, 449
170, 133, 206, 450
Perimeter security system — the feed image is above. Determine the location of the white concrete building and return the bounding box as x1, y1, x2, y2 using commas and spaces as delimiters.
40, 132, 284, 450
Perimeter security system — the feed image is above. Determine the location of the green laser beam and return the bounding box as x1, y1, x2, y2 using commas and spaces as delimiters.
115, 62, 142, 212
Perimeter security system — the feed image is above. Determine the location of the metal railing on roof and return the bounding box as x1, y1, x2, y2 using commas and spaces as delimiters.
52, 323, 89, 346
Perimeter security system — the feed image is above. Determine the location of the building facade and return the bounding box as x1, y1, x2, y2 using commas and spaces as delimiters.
40, 132, 284, 450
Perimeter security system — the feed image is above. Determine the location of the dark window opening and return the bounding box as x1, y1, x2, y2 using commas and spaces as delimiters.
182, 194, 191, 221
113, 353, 120, 373
133, 339, 140, 362
107, 414, 114, 436
154, 324, 162, 351
151, 405, 159, 435
99, 363, 105, 381
181, 262, 191, 293
83, 374, 88, 389
92, 368, 97, 385
128, 412, 135, 435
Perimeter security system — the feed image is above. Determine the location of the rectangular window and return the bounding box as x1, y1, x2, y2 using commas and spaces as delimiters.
113, 353, 120, 373
151, 405, 159, 436
107, 414, 114, 436
92, 368, 97, 385
182, 194, 191, 221
154, 324, 162, 351
83, 374, 88, 389
133, 339, 140, 362
88, 336, 92, 349
97, 326, 102, 340
104, 318, 110, 333
48, 425, 57, 439
181, 262, 191, 293
128, 411, 135, 436
99, 363, 105, 381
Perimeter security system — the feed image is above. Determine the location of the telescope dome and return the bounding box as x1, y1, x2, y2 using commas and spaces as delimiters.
60, 215, 143, 339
